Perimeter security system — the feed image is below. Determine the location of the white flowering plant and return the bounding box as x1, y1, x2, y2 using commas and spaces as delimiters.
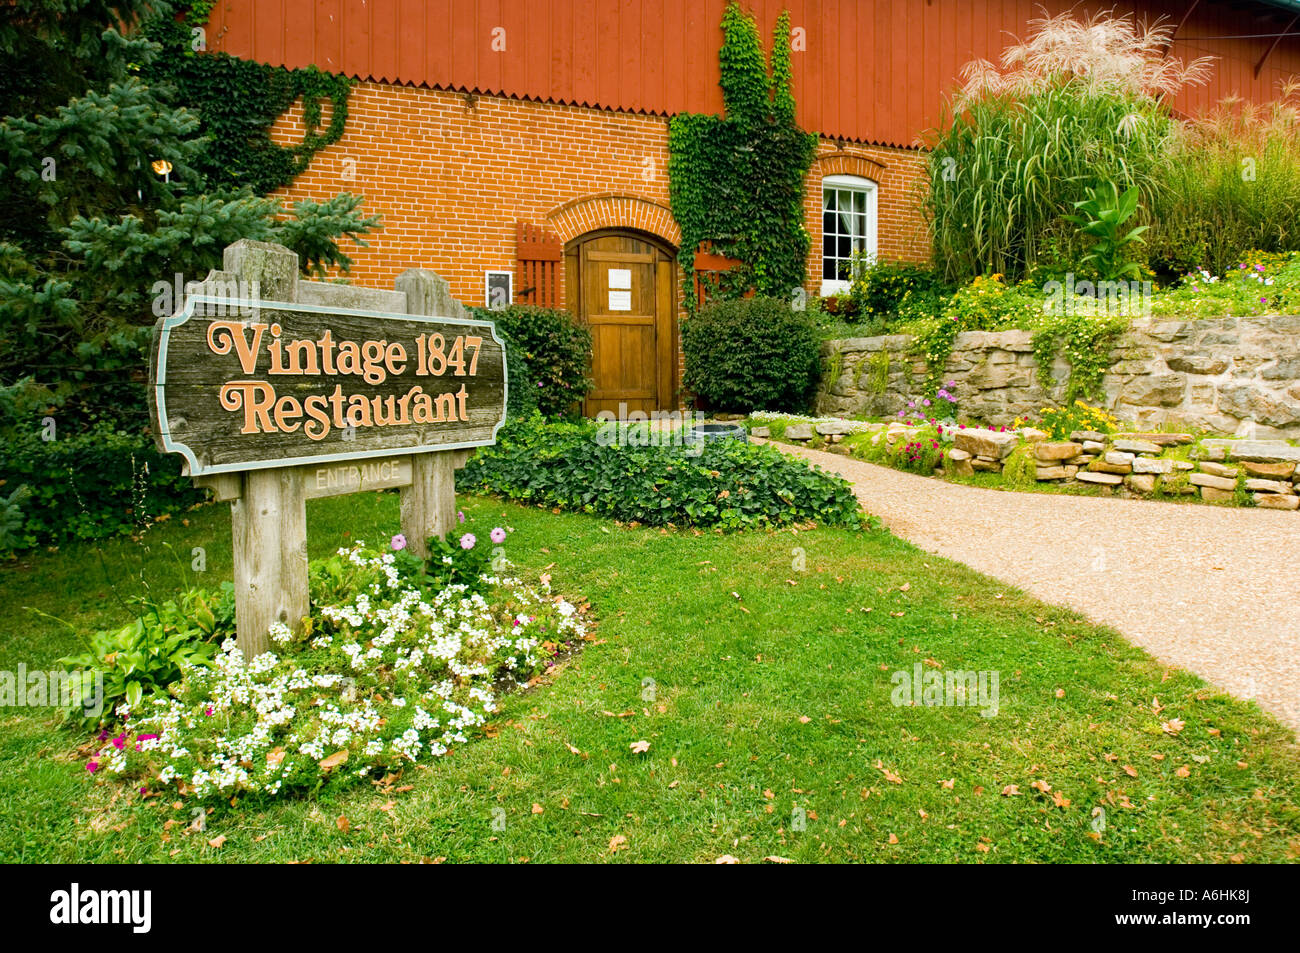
88, 533, 586, 801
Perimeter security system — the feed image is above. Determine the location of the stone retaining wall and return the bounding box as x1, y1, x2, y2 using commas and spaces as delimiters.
816, 315, 1300, 439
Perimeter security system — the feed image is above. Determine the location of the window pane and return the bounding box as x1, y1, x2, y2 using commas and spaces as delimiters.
823, 235, 835, 257
855, 191, 867, 215
838, 236, 851, 258
823, 258, 837, 279
824, 190, 838, 213
823, 211, 837, 234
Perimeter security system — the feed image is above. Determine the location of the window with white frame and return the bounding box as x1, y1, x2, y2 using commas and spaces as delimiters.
820, 174, 878, 295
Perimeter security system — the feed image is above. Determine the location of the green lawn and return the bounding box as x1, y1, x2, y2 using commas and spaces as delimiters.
1, 491, 1297, 863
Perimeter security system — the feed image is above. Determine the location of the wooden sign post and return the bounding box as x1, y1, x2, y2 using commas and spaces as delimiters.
148, 240, 507, 657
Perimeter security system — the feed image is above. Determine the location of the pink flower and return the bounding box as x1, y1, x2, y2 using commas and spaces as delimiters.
460, 533, 476, 550
390, 534, 407, 551
204, 707, 213, 717
490, 527, 506, 544
111, 735, 126, 750
457, 511, 465, 524
86, 761, 98, 773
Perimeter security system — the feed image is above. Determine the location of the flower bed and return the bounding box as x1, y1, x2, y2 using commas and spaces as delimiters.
82, 532, 588, 801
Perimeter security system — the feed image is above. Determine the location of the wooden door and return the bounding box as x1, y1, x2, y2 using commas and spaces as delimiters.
567, 233, 675, 416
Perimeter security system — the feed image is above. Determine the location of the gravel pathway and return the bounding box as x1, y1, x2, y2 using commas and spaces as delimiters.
769, 440, 1300, 734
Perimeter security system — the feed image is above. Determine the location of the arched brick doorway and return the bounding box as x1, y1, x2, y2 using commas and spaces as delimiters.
564, 229, 678, 416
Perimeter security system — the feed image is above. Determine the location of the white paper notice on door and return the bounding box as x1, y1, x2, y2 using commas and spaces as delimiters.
608, 289, 632, 311
607, 268, 632, 289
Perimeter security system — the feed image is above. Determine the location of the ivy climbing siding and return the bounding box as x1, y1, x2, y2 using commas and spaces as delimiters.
668, 3, 817, 311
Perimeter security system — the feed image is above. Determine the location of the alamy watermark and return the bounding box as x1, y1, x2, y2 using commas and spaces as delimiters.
1042, 273, 1152, 318
0, 664, 103, 718
891, 663, 999, 718
151, 272, 261, 318
595, 405, 706, 455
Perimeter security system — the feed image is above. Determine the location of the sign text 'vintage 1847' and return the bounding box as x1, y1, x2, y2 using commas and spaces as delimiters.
150, 296, 508, 476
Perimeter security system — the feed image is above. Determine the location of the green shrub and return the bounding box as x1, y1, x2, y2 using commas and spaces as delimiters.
1149, 91, 1300, 277
474, 306, 592, 418
57, 586, 234, 729
0, 422, 208, 551
458, 415, 863, 530
497, 332, 538, 419
1001, 446, 1037, 487
682, 296, 820, 412
849, 259, 945, 325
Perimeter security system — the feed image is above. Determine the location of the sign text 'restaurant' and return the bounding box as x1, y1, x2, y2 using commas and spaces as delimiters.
150, 297, 507, 476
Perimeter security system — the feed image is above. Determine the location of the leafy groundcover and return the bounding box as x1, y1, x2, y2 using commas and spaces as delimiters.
457, 415, 864, 530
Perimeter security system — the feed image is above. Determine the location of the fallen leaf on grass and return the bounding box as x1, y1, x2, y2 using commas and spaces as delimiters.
630, 740, 650, 754
1123, 765, 1138, 778
1161, 718, 1186, 736
1001, 785, 1021, 797
532, 803, 544, 814
318, 750, 349, 772
764, 855, 793, 864
336, 815, 350, 833
1175, 765, 1191, 778
874, 760, 903, 784
715, 854, 740, 864
608, 835, 628, 853
207, 835, 226, 848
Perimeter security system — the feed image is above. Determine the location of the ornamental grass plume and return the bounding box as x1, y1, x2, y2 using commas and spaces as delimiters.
956, 11, 1212, 105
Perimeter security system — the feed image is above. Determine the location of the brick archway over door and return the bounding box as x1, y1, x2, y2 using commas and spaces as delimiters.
546, 194, 681, 249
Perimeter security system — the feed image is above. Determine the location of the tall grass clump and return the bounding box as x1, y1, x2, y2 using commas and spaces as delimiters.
1148, 82, 1300, 277
924, 11, 1210, 285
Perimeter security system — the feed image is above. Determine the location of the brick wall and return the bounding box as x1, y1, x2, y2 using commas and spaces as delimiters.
271, 80, 928, 298
268, 81, 929, 406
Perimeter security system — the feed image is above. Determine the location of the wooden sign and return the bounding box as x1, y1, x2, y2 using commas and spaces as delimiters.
146, 240, 508, 658
150, 296, 507, 476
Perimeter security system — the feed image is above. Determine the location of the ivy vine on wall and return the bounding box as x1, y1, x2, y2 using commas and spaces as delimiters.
142, 3, 351, 196
668, 3, 817, 312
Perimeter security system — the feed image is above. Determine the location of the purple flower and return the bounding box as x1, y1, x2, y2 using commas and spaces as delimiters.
1261, 296, 1267, 304
922, 398, 931, 406
490, 527, 506, 544
1256, 264, 1265, 272
457, 511, 465, 524
460, 533, 476, 550
390, 534, 407, 551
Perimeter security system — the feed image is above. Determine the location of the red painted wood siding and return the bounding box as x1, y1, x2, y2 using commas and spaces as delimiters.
204, 0, 1300, 147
